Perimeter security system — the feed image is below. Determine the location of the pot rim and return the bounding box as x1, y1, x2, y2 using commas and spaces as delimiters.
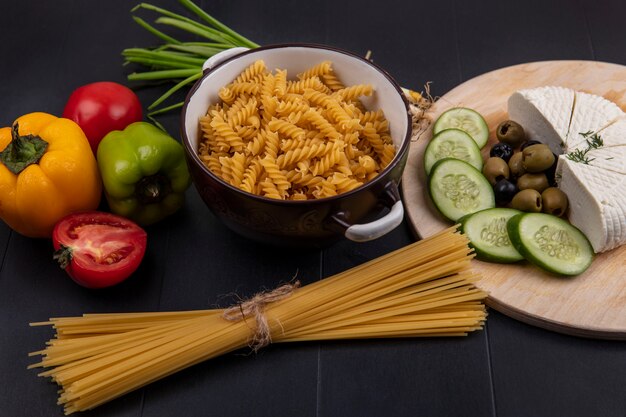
180, 42, 412, 206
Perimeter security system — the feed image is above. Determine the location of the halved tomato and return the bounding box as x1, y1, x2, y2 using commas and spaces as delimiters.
52, 211, 147, 288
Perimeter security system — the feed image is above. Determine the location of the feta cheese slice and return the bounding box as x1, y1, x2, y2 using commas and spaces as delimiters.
583, 146, 626, 175
565, 91, 624, 150
557, 156, 626, 253
507, 86, 574, 155
596, 117, 626, 148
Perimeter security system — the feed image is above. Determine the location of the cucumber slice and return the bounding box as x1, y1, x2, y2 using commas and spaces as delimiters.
460, 208, 524, 263
424, 128, 483, 175
428, 158, 495, 222
507, 213, 594, 276
434, 107, 489, 149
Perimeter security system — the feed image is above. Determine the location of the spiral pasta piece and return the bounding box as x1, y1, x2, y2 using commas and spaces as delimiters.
274, 69, 287, 97
276, 140, 337, 169
268, 118, 306, 140
262, 129, 280, 160
287, 76, 331, 95
312, 179, 338, 199
260, 95, 278, 123
237, 125, 257, 140
199, 152, 227, 178
260, 156, 290, 198
361, 122, 386, 156
303, 88, 332, 107
289, 191, 308, 200
232, 60, 267, 84
218, 87, 237, 104
301, 108, 342, 141
321, 72, 344, 92
329, 172, 363, 193
379, 143, 396, 169
276, 100, 310, 116
297, 61, 332, 80
311, 140, 344, 176
260, 178, 282, 199
285, 170, 324, 187
358, 109, 385, 125
230, 82, 260, 96
219, 152, 247, 187
325, 98, 359, 132
228, 98, 258, 128
210, 112, 245, 152
334, 84, 374, 102
240, 159, 262, 193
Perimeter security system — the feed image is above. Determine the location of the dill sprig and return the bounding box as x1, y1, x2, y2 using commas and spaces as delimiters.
566, 131, 604, 164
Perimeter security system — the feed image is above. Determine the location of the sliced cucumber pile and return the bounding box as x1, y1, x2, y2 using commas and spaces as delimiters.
459, 208, 523, 263
433, 107, 489, 149
507, 213, 594, 276
424, 128, 483, 175
428, 158, 495, 222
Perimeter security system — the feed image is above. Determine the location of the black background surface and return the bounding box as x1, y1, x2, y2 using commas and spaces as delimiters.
1, 1, 625, 416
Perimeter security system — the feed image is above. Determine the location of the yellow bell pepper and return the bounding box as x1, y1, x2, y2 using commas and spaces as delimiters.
0, 112, 102, 237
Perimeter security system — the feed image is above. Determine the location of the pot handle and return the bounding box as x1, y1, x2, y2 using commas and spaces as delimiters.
202, 47, 250, 72
338, 182, 404, 243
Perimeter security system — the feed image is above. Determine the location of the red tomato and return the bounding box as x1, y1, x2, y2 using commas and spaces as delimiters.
62, 82, 143, 154
52, 211, 147, 289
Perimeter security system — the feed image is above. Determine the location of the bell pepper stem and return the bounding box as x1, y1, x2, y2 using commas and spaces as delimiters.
0, 123, 49, 175
135, 174, 172, 204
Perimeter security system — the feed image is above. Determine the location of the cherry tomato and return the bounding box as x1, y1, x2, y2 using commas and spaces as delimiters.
62, 82, 143, 154
52, 211, 147, 288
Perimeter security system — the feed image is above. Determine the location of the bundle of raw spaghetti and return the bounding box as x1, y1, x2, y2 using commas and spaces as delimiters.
29, 226, 487, 415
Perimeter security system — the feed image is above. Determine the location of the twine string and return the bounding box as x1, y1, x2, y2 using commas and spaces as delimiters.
222, 280, 301, 351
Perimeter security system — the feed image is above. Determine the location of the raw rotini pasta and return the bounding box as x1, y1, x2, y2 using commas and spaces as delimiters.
197, 60, 396, 200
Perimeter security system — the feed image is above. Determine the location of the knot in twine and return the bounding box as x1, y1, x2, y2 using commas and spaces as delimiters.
222, 280, 300, 352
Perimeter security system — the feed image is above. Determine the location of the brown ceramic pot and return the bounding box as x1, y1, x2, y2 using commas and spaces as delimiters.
181, 44, 412, 246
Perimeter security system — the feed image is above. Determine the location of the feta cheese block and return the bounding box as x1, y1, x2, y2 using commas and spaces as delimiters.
508, 86, 626, 253
556, 157, 626, 253
507, 86, 574, 155
566, 91, 625, 150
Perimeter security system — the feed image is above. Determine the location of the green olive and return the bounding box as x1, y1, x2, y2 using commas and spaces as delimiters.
496, 120, 526, 148
511, 189, 542, 212
517, 173, 549, 193
541, 187, 569, 217
522, 144, 555, 173
508, 151, 526, 178
482, 157, 510, 185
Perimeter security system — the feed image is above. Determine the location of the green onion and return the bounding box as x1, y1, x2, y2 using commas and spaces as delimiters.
124, 0, 260, 117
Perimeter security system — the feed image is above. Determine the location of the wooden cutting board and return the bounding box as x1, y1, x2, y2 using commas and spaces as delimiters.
401, 60, 626, 340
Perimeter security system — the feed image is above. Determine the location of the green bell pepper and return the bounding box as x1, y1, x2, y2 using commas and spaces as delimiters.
97, 122, 191, 226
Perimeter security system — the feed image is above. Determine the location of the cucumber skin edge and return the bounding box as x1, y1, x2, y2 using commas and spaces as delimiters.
459, 212, 524, 264
433, 108, 489, 149
506, 213, 593, 276
427, 158, 495, 222
423, 128, 483, 176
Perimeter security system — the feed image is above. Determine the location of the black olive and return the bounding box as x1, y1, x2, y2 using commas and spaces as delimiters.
493, 178, 518, 205
490, 143, 514, 162
520, 140, 542, 151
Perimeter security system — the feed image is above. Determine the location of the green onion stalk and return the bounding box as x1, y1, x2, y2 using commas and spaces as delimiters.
124, 0, 259, 125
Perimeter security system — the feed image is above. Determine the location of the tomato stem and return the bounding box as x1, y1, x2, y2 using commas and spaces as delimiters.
53, 245, 73, 270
